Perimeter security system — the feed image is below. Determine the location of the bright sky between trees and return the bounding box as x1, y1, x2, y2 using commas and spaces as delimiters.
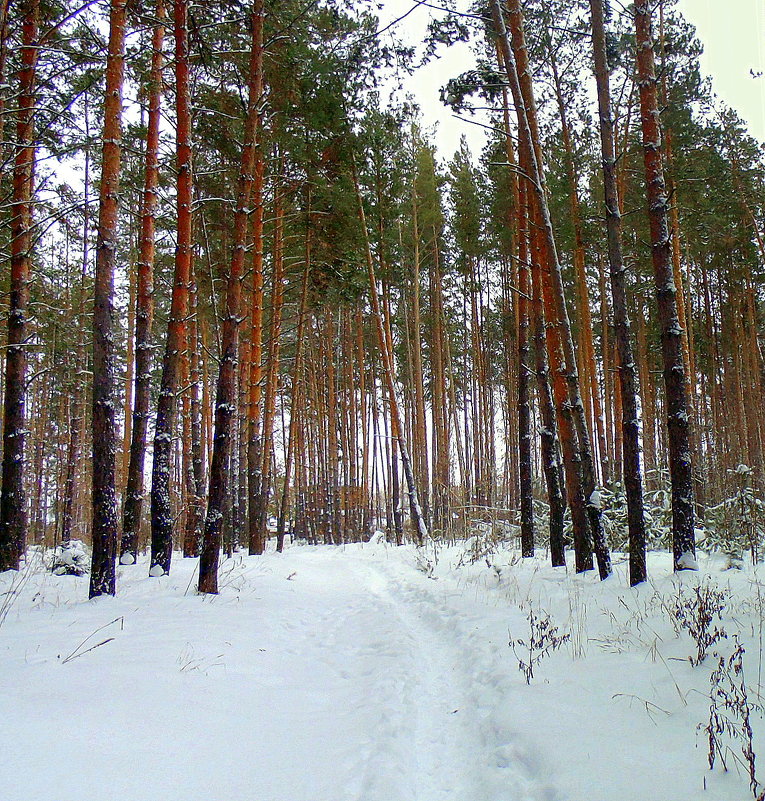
381, 0, 765, 159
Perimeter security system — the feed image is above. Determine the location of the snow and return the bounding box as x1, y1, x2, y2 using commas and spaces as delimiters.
148, 563, 165, 577
2, 543, 765, 800
677, 551, 700, 570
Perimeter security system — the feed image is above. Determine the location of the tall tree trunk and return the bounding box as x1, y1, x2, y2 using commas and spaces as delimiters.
90, 0, 127, 598
530, 223, 566, 567
62, 132, 92, 545
183, 268, 205, 556
150, 0, 192, 576
409, 179, 430, 528
247, 21, 267, 556
429, 240, 450, 536
517, 181, 534, 558
277, 260, 310, 552
493, 0, 611, 577
590, 0, 647, 585
253, 177, 286, 552
548, 31, 609, 485
121, 0, 165, 564
0, 0, 39, 570
198, 0, 265, 593
634, 0, 695, 570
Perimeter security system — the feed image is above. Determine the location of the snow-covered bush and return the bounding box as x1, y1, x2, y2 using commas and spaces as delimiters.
641, 485, 673, 550
534, 481, 672, 554
49, 540, 89, 576
458, 525, 501, 566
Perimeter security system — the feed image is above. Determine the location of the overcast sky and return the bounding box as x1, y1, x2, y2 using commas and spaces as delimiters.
380, 0, 765, 160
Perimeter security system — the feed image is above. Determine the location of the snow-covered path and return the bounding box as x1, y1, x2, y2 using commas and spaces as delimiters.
320, 552, 553, 801
0, 543, 553, 801
3, 541, 761, 801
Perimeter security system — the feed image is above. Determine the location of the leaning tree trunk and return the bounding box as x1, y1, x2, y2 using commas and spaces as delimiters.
492, 0, 611, 578
150, 0, 193, 576
90, 0, 127, 598
198, 0, 265, 594
548, 39, 609, 485
633, 0, 695, 570
0, 0, 39, 572
590, 0, 647, 585
120, 0, 165, 564
530, 225, 566, 567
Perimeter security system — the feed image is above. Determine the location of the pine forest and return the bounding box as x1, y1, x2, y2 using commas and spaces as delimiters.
2, 1, 765, 799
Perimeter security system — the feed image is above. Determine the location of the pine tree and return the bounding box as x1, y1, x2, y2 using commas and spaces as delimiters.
90, 0, 128, 598
634, 0, 695, 571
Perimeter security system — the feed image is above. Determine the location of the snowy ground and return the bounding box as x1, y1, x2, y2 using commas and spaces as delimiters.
2, 539, 765, 801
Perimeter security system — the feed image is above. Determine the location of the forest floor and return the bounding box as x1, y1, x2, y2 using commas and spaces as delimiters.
2, 538, 765, 801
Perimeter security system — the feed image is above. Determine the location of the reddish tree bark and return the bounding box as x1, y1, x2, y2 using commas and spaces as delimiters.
0, 0, 39, 571
121, 0, 165, 564
90, 0, 128, 598
199, 0, 265, 593
634, 0, 695, 570
150, 0, 193, 576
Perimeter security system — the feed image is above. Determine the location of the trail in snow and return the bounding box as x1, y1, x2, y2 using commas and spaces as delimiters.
0, 544, 554, 801
7, 541, 753, 801
340, 553, 556, 801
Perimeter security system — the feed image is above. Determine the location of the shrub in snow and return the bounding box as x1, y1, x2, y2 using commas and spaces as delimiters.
510, 607, 570, 684
535, 480, 672, 554
670, 581, 728, 666
458, 527, 504, 566
703, 637, 764, 799
50, 540, 89, 576
414, 544, 438, 578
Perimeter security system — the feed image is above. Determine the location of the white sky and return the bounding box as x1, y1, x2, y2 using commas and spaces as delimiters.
381, 0, 765, 161
677, 0, 765, 141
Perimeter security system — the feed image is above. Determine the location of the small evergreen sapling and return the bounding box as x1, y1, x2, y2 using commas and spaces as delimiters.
50, 540, 89, 576
704, 466, 765, 565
